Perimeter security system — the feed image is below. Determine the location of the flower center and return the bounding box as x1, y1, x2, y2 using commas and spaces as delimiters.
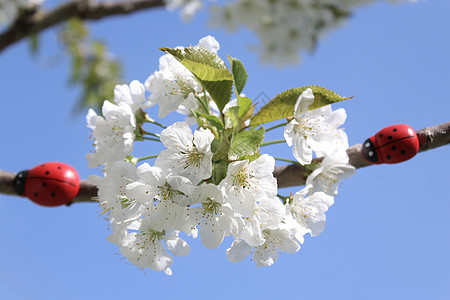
138, 229, 166, 249
119, 196, 134, 209
157, 182, 180, 202
293, 118, 312, 137
202, 198, 221, 214
181, 145, 205, 169
232, 170, 252, 189
291, 204, 316, 229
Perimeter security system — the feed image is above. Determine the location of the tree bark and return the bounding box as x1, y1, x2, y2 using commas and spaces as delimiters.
0, 121, 449, 204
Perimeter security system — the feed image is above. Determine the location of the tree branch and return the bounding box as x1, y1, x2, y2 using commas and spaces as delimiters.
1, 121, 449, 204
0, 0, 166, 52
274, 121, 450, 188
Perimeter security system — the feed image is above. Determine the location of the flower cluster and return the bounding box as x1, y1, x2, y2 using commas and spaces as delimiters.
209, 0, 415, 65
87, 36, 355, 275
0, 0, 43, 26
165, 0, 205, 21
165, 0, 415, 66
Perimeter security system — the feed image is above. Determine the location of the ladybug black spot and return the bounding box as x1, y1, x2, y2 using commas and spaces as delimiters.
42, 182, 47, 187
51, 193, 56, 197
391, 146, 396, 150
388, 136, 393, 140
34, 192, 38, 197
379, 134, 383, 138
57, 166, 62, 170
387, 155, 392, 160
393, 128, 397, 132
401, 150, 406, 155
45, 171, 50, 175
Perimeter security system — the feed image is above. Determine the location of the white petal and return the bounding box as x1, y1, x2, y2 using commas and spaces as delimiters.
226, 240, 252, 263
197, 35, 220, 53
160, 122, 193, 149
240, 218, 265, 247
200, 214, 225, 249
273, 229, 301, 253
253, 243, 278, 267
292, 136, 312, 165
164, 236, 190, 257
294, 88, 314, 118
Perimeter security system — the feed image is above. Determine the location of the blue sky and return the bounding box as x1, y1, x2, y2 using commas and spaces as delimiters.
0, 0, 449, 299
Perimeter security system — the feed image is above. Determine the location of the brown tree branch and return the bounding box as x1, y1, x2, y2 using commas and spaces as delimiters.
273, 121, 450, 188
0, 0, 166, 52
0, 121, 449, 204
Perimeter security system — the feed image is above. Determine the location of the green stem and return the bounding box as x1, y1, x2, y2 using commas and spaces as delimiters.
260, 139, 285, 147
143, 131, 160, 138
142, 137, 161, 142
197, 94, 210, 114
143, 116, 167, 129
136, 155, 158, 162
277, 194, 289, 204
273, 157, 302, 166
265, 122, 288, 133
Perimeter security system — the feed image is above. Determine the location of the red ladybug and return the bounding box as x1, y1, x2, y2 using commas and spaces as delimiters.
362, 124, 420, 164
13, 162, 80, 207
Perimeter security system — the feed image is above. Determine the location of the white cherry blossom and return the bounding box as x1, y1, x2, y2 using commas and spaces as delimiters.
286, 187, 335, 237
126, 163, 194, 231
88, 160, 142, 224
284, 88, 348, 165
227, 223, 301, 267
145, 56, 202, 118
145, 36, 221, 118
182, 184, 243, 249
219, 154, 277, 217
113, 80, 152, 113
239, 196, 285, 247
306, 150, 355, 196
108, 218, 189, 275
86, 100, 135, 168
155, 122, 214, 185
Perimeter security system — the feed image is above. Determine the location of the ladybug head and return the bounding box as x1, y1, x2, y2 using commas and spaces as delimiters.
12, 170, 29, 196
362, 138, 379, 163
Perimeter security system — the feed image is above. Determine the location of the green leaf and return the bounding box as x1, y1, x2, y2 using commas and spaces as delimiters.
161, 46, 228, 70
161, 47, 233, 112
250, 85, 352, 126
239, 150, 261, 162
224, 106, 240, 130
210, 160, 229, 185
211, 138, 220, 153
227, 56, 248, 95
237, 95, 252, 119
196, 111, 224, 130
229, 127, 265, 160
212, 129, 232, 161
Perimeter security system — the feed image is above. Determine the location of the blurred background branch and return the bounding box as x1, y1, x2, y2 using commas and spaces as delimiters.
0, 0, 165, 52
